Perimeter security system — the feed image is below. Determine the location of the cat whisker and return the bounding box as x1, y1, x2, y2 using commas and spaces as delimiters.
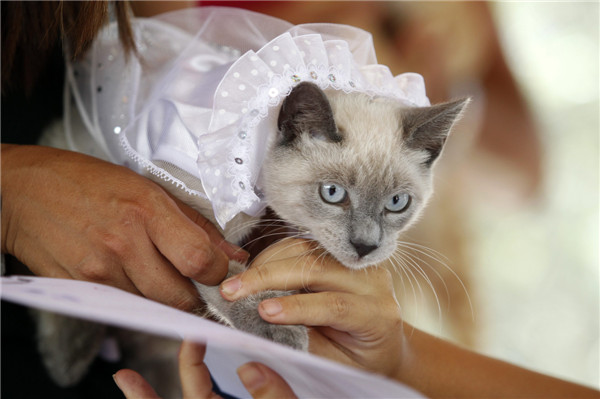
396, 241, 474, 322
241, 235, 315, 282
239, 230, 301, 251
302, 246, 329, 292
395, 246, 448, 303
397, 240, 449, 264
395, 243, 452, 305
389, 250, 429, 319
224, 217, 311, 252
222, 218, 287, 245
398, 248, 445, 328
278, 238, 323, 292
386, 257, 409, 297
388, 253, 427, 330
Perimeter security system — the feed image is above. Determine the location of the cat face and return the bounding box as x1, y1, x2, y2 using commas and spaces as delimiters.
263, 82, 468, 269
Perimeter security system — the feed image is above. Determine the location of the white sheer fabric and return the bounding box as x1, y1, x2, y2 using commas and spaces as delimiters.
65, 7, 430, 228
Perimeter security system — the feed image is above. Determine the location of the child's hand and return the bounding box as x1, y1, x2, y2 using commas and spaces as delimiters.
220, 238, 406, 379
114, 341, 298, 399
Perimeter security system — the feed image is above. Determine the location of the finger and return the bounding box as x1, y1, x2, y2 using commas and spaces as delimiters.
145, 194, 230, 286
220, 238, 352, 299
179, 340, 221, 399
113, 369, 161, 399
257, 291, 392, 333
125, 248, 201, 311
96, 224, 202, 311
237, 362, 298, 399
171, 196, 250, 263
220, 240, 392, 300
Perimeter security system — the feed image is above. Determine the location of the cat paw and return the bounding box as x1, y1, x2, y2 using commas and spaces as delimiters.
229, 291, 308, 351
194, 271, 308, 351
251, 315, 309, 351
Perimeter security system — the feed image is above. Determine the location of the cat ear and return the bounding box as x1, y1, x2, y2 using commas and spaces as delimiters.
277, 82, 341, 145
401, 98, 470, 167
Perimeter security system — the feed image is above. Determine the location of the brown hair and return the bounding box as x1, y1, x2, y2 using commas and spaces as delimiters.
1, 1, 136, 95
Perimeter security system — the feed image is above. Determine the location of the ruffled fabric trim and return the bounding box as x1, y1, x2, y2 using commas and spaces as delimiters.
66, 7, 429, 229
198, 31, 429, 226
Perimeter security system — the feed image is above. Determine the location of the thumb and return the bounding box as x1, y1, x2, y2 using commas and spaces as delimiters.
114, 369, 161, 399
237, 363, 298, 399
171, 195, 250, 264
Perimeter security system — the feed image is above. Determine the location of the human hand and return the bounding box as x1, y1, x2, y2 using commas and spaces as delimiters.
114, 340, 298, 399
219, 238, 406, 379
1, 145, 248, 310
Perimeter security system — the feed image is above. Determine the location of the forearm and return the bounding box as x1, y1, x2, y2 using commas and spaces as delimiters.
397, 325, 599, 398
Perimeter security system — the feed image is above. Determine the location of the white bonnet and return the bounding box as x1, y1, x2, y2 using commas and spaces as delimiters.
66, 7, 430, 228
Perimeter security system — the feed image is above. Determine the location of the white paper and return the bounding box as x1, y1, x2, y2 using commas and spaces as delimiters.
1, 276, 425, 398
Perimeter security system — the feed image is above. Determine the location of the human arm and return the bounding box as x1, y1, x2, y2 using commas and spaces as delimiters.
116, 337, 599, 399
220, 238, 600, 398
1, 144, 248, 310
397, 325, 599, 398
114, 340, 298, 399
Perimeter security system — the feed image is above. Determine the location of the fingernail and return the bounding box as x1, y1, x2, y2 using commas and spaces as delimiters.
112, 373, 122, 390
237, 363, 266, 391
221, 277, 241, 296
223, 241, 250, 260
260, 299, 282, 316
236, 250, 251, 262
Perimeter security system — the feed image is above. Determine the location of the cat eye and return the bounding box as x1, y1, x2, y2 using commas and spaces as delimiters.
385, 193, 411, 213
319, 183, 347, 204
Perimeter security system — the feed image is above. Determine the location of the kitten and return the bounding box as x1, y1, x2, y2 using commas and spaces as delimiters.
192, 82, 467, 350
35, 81, 467, 387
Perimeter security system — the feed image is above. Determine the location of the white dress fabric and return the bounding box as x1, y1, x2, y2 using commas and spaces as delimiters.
65, 6, 430, 228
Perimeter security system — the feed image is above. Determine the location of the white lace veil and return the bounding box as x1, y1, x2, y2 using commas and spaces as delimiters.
65, 7, 430, 228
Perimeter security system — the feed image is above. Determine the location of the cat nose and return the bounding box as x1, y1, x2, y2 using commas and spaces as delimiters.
351, 240, 378, 258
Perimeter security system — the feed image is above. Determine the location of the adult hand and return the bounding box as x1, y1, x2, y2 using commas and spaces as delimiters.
219, 238, 406, 379
1, 144, 248, 311
114, 340, 298, 399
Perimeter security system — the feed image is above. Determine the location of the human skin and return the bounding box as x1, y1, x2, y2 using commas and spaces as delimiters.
115, 340, 296, 399
1, 144, 248, 311
221, 238, 406, 378
118, 336, 600, 399
114, 238, 599, 398
221, 238, 600, 398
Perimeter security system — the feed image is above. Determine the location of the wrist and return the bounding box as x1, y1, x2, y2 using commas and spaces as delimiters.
392, 322, 419, 383
391, 324, 444, 397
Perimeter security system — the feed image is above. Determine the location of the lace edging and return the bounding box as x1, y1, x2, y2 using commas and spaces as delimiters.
119, 135, 208, 200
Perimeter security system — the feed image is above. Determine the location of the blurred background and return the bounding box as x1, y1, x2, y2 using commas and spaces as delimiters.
470, 2, 598, 388
197, 1, 599, 388
170, 0, 598, 389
